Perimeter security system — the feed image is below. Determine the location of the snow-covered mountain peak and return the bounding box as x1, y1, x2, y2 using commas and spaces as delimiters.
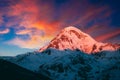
39, 26, 120, 53
39, 26, 97, 53
59, 26, 95, 40
61, 26, 84, 33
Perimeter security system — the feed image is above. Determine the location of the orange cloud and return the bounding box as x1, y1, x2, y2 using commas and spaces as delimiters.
31, 21, 61, 35
8, 0, 60, 35
7, 35, 53, 49
95, 28, 120, 42
0, 29, 10, 34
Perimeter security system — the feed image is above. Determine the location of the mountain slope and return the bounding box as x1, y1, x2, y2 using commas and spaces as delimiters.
38, 49, 120, 80
4, 49, 120, 80
39, 26, 120, 53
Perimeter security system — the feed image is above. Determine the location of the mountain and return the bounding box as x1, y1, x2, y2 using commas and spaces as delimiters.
39, 26, 120, 53
39, 49, 120, 80
1, 26, 120, 80
4, 49, 120, 80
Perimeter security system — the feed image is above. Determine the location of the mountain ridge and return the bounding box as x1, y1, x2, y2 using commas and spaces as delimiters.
4, 48, 120, 80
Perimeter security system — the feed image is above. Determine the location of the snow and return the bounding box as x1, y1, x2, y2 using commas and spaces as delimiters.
39, 26, 97, 53
39, 26, 120, 54
4, 48, 120, 80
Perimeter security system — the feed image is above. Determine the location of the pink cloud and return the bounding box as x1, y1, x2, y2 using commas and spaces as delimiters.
95, 28, 120, 42
72, 6, 111, 26
0, 13, 4, 25
16, 29, 32, 35
0, 29, 10, 34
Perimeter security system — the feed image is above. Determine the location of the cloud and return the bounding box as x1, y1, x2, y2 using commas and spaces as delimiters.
73, 6, 111, 26
0, 19, 3, 25
5, 0, 61, 34
5, 0, 111, 32
16, 29, 32, 35
3, 0, 112, 32
3, 0, 59, 49
53, 0, 111, 28
12, 27, 55, 49
1, 0, 118, 49
0, 14, 3, 25
6, 35, 53, 49
0, 29, 10, 34
95, 28, 120, 42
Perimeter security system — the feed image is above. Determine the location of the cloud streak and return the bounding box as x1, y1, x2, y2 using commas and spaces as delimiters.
0, 14, 4, 25
6, 35, 53, 49
0, 29, 10, 34
16, 29, 32, 35
95, 28, 120, 42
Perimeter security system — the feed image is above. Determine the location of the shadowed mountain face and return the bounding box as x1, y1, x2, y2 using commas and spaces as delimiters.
0, 59, 51, 80
39, 26, 120, 53
3, 49, 120, 80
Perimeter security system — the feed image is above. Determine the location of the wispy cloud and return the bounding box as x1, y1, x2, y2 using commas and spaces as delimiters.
16, 29, 32, 35
95, 28, 120, 42
0, 29, 10, 34
6, 35, 53, 49
0, 14, 3, 25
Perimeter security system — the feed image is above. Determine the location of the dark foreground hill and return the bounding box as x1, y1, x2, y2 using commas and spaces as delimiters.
0, 59, 51, 80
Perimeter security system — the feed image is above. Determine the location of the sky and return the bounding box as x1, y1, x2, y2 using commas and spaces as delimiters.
0, 0, 120, 56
